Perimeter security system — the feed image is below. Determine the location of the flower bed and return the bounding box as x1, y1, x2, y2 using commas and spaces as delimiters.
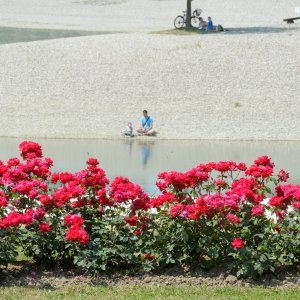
0, 141, 299, 277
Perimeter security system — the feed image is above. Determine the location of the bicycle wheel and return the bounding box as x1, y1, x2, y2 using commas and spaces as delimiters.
174, 16, 185, 29
191, 16, 199, 28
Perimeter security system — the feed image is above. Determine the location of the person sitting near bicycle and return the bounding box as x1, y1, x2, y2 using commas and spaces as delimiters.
198, 17, 207, 30
207, 16, 214, 31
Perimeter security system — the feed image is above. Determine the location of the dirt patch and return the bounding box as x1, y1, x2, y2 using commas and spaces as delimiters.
0, 262, 300, 289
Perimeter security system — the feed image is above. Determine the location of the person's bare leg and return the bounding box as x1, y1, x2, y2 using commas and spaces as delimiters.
136, 128, 145, 135
144, 129, 155, 136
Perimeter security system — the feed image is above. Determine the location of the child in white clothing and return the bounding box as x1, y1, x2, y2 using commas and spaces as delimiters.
123, 122, 134, 137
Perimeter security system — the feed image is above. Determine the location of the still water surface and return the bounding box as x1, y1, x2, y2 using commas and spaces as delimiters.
0, 138, 299, 194
0, 27, 118, 45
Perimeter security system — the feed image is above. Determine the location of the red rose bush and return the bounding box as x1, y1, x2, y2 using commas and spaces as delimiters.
0, 142, 299, 277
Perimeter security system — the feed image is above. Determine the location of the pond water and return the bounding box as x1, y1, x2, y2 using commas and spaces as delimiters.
0, 27, 118, 45
0, 138, 300, 194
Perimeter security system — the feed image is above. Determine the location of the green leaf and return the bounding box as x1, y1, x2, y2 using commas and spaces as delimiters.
182, 230, 189, 242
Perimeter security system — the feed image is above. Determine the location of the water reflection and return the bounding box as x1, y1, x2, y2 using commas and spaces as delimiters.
0, 138, 300, 194
138, 141, 153, 167
123, 138, 133, 157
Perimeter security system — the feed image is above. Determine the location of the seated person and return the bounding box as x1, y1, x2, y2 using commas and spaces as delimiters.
137, 110, 156, 136
122, 122, 134, 137
207, 16, 214, 31
216, 24, 225, 32
198, 17, 207, 30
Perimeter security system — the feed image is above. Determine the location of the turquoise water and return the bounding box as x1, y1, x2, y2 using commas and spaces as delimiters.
0, 27, 119, 45
0, 138, 299, 194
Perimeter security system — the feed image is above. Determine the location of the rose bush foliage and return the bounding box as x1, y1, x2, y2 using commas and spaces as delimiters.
0, 141, 299, 277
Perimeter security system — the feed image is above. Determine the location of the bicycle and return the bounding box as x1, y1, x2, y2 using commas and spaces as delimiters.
174, 9, 202, 29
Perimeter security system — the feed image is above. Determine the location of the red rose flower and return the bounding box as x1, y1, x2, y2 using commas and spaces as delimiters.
39, 222, 51, 233
231, 238, 244, 249
144, 254, 156, 260
59, 172, 73, 184
269, 196, 284, 207
294, 201, 300, 209
7, 158, 20, 167
134, 230, 142, 236
254, 156, 274, 167
66, 228, 90, 244
214, 161, 232, 172
0, 195, 8, 208
124, 216, 139, 226
237, 163, 247, 171
251, 205, 264, 216
226, 213, 240, 224
86, 158, 99, 166
170, 204, 185, 218
149, 193, 175, 208
64, 214, 84, 228
278, 169, 289, 182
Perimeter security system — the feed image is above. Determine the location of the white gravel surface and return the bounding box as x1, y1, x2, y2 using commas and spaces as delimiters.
0, 0, 300, 139
0, 0, 299, 31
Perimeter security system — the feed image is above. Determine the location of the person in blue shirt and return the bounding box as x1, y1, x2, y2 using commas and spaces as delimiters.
207, 16, 214, 31
137, 110, 155, 136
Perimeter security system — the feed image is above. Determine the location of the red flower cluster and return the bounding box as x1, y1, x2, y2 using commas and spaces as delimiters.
66, 227, 90, 244
0, 208, 45, 229
245, 156, 274, 178
64, 214, 84, 227
149, 193, 175, 208
109, 177, 149, 213
152, 155, 298, 251
270, 184, 300, 209
229, 178, 262, 203
109, 177, 143, 203
0, 142, 298, 256
19, 141, 43, 160
49, 159, 109, 208
157, 171, 192, 193
0, 211, 26, 228
124, 216, 139, 226
157, 161, 250, 194
64, 214, 89, 244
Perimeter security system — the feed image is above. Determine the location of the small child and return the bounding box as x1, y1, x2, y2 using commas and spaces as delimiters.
198, 17, 207, 30
123, 122, 134, 137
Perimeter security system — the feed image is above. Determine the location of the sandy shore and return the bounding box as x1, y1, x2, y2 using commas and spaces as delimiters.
0, 0, 300, 140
